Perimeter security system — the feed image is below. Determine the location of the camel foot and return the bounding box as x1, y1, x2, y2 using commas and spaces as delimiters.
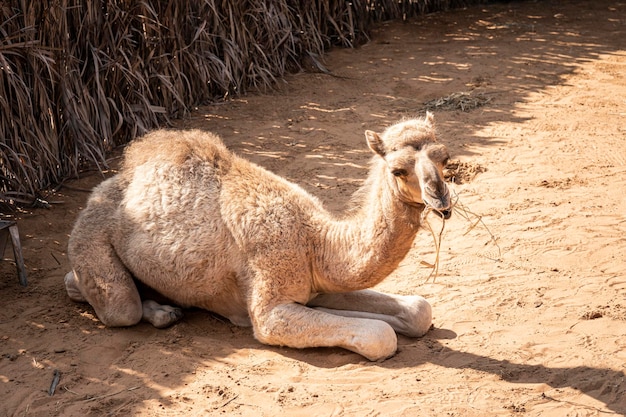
64, 271, 86, 302
142, 300, 183, 328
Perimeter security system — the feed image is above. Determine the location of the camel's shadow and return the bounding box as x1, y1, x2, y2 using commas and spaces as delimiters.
280, 326, 625, 415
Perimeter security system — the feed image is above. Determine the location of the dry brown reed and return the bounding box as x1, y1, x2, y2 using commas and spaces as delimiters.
1, 0, 482, 208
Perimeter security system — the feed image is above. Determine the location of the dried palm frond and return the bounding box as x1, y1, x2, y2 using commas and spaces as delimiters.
424, 91, 493, 112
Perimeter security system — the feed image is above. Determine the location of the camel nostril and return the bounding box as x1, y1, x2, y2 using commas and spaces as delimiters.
441, 209, 451, 219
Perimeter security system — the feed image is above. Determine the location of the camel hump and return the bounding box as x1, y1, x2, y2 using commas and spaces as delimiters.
122, 129, 232, 173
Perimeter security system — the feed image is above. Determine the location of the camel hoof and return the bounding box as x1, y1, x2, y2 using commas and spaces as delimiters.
142, 300, 184, 328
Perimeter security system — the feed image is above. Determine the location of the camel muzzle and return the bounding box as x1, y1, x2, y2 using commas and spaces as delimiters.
423, 186, 452, 220
425, 203, 452, 219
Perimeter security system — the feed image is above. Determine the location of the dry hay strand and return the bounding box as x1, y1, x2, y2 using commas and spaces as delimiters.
420, 191, 502, 282
420, 206, 447, 282
424, 91, 492, 112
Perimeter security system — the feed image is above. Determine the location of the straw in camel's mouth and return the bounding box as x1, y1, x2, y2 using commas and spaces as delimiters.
426, 204, 451, 220
423, 196, 452, 219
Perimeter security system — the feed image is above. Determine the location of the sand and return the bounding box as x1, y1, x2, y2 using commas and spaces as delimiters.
1, 0, 625, 415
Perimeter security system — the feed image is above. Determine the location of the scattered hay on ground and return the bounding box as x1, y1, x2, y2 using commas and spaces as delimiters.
424, 91, 492, 112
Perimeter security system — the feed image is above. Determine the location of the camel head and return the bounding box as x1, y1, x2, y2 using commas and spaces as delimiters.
365, 112, 452, 219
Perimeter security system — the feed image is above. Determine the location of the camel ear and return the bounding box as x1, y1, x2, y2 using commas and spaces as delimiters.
425, 111, 435, 125
365, 130, 386, 157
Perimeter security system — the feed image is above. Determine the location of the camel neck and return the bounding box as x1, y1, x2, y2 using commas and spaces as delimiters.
312, 161, 424, 293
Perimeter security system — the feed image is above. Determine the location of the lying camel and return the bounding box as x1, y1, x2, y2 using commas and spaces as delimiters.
65, 112, 452, 361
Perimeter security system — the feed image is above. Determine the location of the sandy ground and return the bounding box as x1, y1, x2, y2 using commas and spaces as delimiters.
1, 1, 625, 415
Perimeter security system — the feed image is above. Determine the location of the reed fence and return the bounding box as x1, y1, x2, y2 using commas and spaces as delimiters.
0, 0, 480, 207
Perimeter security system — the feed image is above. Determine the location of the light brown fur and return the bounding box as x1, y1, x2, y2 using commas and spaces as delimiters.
65, 113, 451, 361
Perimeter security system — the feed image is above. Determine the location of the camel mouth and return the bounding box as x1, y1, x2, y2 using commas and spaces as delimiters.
423, 199, 452, 219
423, 186, 452, 220
426, 205, 451, 220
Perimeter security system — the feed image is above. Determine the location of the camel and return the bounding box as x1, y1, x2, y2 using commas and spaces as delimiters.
65, 112, 452, 361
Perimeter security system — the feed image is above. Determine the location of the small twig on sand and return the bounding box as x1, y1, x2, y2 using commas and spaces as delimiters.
108, 399, 136, 416
50, 252, 61, 266
540, 393, 614, 414
63, 385, 80, 395
83, 386, 140, 402
218, 394, 239, 409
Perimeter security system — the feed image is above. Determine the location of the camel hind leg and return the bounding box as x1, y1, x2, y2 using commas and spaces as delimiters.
307, 290, 432, 338
64, 247, 142, 327
65, 248, 182, 328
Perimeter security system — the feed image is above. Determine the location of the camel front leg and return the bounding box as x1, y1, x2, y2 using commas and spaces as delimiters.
307, 290, 432, 338
251, 302, 398, 361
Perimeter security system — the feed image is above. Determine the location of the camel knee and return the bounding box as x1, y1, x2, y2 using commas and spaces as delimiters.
65, 270, 143, 327
92, 291, 143, 327
347, 319, 398, 361
398, 295, 432, 337
252, 307, 292, 347
64, 271, 87, 302
97, 303, 143, 327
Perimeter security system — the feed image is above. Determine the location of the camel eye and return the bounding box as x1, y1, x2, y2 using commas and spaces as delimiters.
392, 169, 407, 177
